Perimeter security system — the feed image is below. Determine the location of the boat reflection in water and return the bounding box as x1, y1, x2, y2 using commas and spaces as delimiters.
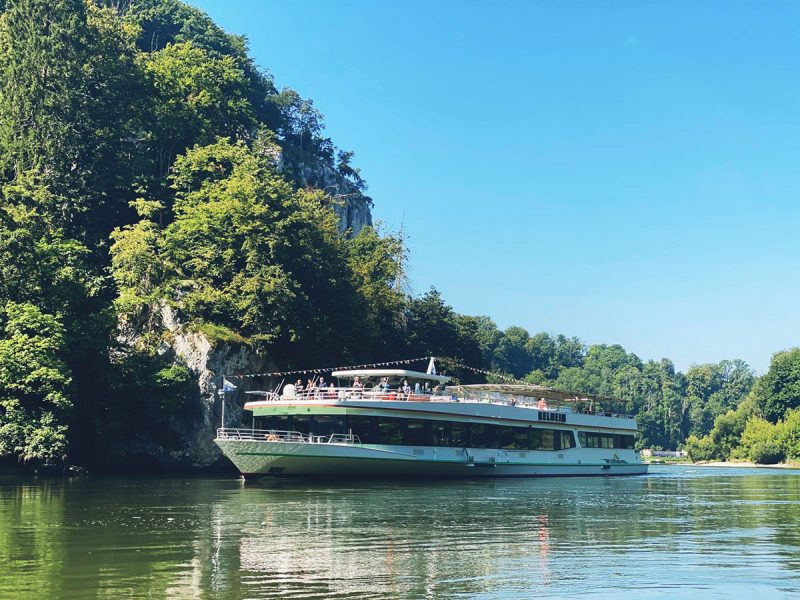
231, 482, 558, 598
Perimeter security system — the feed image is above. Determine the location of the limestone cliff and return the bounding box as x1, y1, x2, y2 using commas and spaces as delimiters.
159, 306, 267, 470
106, 306, 269, 471
270, 144, 374, 236
111, 178, 372, 471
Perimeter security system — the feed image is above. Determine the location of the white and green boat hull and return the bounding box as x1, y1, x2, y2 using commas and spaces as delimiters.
215, 438, 647, 478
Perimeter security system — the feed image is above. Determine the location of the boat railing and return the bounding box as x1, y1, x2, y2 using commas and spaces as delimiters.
297, 387, 437, 402
317, 433, 362, 445
453, 392, 635, 419
216, 428, 306, 442
243, 386, 636, 419
216, 428, 362, 445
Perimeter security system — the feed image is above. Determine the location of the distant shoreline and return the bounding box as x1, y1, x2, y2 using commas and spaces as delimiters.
668, 461, 800, 470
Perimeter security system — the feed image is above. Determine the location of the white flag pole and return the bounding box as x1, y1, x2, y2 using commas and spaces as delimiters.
220, 375, 226, 430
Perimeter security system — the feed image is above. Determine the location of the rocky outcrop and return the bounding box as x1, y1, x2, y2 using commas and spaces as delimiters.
110, 306, 269, 471
156, 306, 268, 470
269, 145, 374, 236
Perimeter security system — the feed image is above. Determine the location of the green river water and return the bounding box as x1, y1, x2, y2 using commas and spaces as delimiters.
2, 465, 800, 599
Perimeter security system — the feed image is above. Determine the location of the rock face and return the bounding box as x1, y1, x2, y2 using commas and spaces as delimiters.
332, 193, 373, 235
273, 146, 374, 236
158, 306, 268, 470
110, 306, 270, 471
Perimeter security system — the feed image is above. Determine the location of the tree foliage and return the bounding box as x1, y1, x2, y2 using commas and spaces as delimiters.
752, 349, 800, 423
0, 302, 72, 463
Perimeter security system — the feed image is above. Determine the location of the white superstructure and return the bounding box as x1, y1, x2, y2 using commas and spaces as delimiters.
215, 362, 647, 479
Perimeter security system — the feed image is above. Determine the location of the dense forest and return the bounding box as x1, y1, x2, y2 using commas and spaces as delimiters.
0, 0, 798, 471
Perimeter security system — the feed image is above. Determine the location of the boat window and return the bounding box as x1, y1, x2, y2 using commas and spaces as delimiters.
498, 425, 517, 449
450, 422, 470, 447
403, 420, 433, 445
254, 411, 631, 451
292, 415, 312, 436
378, 418, 405, 445
530, 428, 555, 450
348, 416, 379, 444
510, 427, 532, 450
614, 434, 635, 449
314, 415, 347, 438
578, 431, 634, 449
260, 415, 292, 432
431, 420, 449, 446
470, 424, 498, 449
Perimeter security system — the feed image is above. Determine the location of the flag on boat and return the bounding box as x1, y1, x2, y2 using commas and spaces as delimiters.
426, 357, 437, 375
223, 378, 237, 392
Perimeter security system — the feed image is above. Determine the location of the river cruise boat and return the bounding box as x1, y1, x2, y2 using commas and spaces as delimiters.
215, 363, 647, 479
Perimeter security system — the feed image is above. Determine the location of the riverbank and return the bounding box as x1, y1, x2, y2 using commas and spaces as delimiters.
691, 460, 800, 470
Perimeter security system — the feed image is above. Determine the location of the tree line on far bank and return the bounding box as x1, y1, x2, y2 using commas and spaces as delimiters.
684, 349, 800, 465
0, 0, 797, 470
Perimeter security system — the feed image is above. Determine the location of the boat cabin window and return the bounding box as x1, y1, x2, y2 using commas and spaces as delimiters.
255, 414, 588, 451
378, 419, 404, 445
313, 415, 347, 437
560, 430, 576, 450
578, 431, 634, 449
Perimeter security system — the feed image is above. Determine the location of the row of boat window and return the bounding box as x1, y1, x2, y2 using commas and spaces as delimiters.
257, 415, 635, 450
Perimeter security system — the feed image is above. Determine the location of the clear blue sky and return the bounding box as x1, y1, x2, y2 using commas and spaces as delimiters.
191, 0, 800, 374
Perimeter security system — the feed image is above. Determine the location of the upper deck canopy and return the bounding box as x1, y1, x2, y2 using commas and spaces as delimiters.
447, 383, 622, 404
332, 368, 450, 384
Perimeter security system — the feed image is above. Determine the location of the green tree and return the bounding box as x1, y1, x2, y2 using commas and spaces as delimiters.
685, 360, 755, 437
493, 326, 532, 379
779, 408, 800, 461
346, 225, 406, 356
0, 302, 72, 464
0, 0, 145, 242
735, 416, 783, 464
112, 137, 366, 365
752, 348, 800, 423
144, 40, 256, 180
406, 288, 461, 359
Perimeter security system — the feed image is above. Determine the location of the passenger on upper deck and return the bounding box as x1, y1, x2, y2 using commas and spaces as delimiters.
352, 376, 363, 397
295, 379, 304, 392
538, 397, 547, 409
379, 377, 389, 392
401, 379, 411, 397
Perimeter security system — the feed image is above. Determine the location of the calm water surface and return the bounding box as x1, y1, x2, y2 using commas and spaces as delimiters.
2, 466, 800, 599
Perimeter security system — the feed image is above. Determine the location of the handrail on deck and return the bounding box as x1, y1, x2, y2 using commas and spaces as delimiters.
215, 428, 362, 445
241, 386, 636, 419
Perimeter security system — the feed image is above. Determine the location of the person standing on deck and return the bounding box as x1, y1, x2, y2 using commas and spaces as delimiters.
352, 376, 363, 398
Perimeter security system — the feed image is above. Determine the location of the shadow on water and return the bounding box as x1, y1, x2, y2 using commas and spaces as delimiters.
2, 466, 800, 598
